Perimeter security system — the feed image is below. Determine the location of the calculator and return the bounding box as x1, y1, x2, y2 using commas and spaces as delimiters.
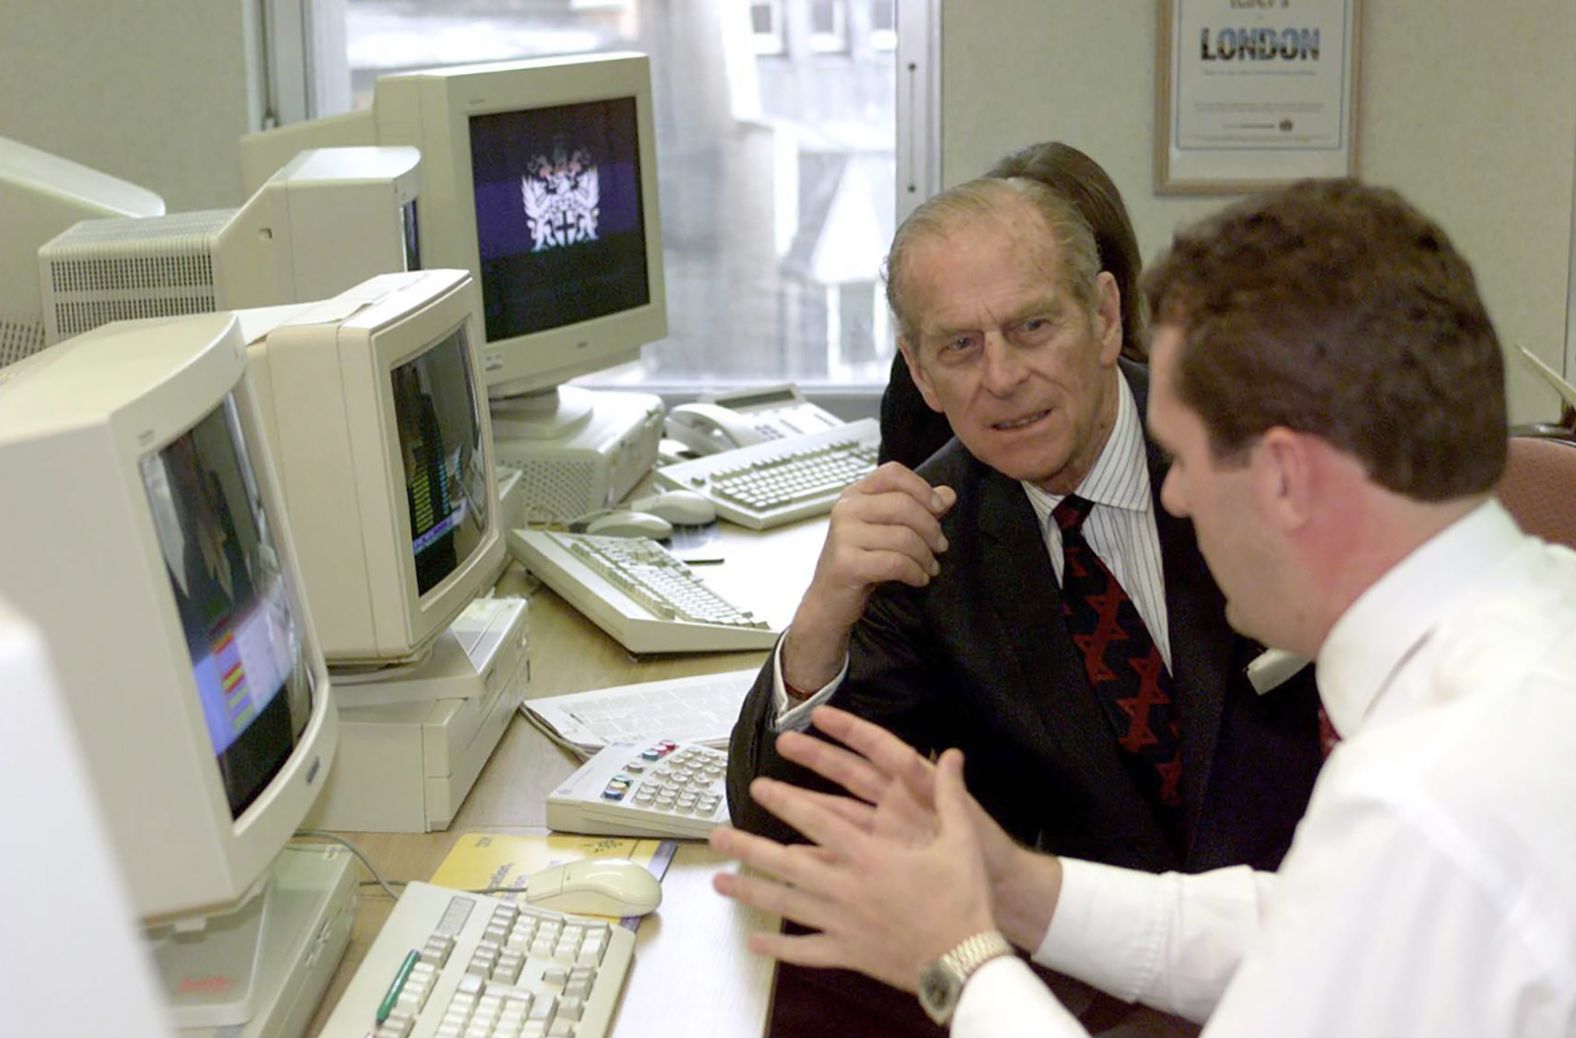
547, 739, 729, 840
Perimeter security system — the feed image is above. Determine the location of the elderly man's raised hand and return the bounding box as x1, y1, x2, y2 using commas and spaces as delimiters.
782, 464, 955, 692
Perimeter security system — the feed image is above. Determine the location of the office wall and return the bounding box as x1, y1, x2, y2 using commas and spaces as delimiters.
0, 1, 263, 210
940, 1, 1576, 424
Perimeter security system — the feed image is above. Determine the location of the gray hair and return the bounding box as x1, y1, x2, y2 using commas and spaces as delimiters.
882, 176, 1103, 343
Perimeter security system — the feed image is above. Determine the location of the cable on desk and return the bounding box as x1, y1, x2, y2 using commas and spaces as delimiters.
292, 829, 401, 899
292, 830, 581, 902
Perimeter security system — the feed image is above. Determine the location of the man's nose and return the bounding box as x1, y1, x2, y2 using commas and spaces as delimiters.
979, 333, 1028, 395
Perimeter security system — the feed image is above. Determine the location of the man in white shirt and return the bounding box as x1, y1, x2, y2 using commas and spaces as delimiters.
710, 178, 1576, 1036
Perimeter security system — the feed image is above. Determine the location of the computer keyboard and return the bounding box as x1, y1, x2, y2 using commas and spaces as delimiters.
507, 529, 779, 655
318, 881, 635, 1038
653, 418, 881, 529
548, 738, 729, 839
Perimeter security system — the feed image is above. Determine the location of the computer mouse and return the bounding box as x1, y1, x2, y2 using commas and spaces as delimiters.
584, 510, 673, 540
522, 858, 663, 917
628, 489, 717, 526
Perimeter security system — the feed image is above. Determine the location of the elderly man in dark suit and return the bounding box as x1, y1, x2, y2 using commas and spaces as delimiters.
727, 175, 1324, 1033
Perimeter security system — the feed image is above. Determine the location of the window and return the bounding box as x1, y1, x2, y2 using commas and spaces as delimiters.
808, 0, 849, 54
310, 1, 935, 393
750, 1, 787, 56
870, 0, 897, 51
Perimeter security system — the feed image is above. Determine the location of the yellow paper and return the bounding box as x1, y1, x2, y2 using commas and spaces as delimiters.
430, 832, 672, 904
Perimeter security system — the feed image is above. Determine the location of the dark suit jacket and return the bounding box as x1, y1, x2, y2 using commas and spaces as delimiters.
877, 352, 953, 469
730, 360, 1324, 874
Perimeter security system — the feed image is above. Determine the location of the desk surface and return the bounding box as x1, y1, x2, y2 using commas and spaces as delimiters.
306, 517, 829, 1036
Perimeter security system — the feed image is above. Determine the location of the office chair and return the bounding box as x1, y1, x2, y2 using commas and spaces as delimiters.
1496, 436, 1576, 551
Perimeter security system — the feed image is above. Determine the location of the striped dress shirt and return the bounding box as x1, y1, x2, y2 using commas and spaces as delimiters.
1020, 370, 1171, 671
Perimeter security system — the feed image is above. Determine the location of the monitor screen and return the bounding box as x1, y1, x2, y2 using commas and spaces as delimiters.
401, 197, 422, 272
141, 392, 316, 818
392, 323, 489, 595
469, 97, 649, 344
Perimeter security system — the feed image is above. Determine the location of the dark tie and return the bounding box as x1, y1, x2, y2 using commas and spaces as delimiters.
1053, 495, 1186, 846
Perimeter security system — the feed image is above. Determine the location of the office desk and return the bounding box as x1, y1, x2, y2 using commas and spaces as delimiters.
307, 516, 829, 1037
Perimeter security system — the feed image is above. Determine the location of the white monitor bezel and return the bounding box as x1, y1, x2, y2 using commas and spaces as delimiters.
252, 270, 502, 664
359, 273, 502, 657
372, 52, 667, 397
0, 313, 336, 924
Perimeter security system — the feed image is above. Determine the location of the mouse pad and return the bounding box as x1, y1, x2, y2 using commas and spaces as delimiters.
430, 833, 678, 930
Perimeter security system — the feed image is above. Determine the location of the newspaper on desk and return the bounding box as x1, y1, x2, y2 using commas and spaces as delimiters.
521, 668, 759, 758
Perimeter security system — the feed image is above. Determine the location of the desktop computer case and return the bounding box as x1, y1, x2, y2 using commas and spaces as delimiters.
307, 598, 530, 832
159, 844, 358, 1038
39, 210, 229, 342
491, 388, 665, 520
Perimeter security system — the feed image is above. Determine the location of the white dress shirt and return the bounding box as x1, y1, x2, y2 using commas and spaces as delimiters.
771, 369, 1167, 728
954, 500, 1576, 1037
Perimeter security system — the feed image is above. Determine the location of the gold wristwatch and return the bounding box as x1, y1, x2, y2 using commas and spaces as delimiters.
918, 930, 1014, 1025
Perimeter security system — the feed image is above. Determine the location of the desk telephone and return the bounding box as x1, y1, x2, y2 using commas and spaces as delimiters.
665, 383, 843, 455
548, 738, 729, 839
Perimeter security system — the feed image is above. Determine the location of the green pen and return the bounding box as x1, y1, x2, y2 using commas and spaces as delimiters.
375, 949, 422, 1025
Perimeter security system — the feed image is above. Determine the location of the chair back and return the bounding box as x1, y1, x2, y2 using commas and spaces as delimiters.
1496, 437, 1576, 550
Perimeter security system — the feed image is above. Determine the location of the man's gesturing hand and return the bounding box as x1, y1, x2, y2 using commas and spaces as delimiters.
710, 747, 995, 994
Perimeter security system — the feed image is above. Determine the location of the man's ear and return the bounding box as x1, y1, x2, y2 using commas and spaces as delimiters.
1254, 427, 1315, 531
1095, 271, 1122, 366
899, 337, 945, 414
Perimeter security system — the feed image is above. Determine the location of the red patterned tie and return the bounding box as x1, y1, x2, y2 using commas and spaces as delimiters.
1053, 495, 1186, 845
1318, 706, 1340, 758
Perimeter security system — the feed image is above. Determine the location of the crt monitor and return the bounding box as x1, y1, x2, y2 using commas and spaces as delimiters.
37, 145, 422, 346
0, 311, 349, 1033
240, 53, 667, 419
0, 599, 170, 1036
0, 134, 165, 367
242, 268, 504, 665
0, 310, 335, 924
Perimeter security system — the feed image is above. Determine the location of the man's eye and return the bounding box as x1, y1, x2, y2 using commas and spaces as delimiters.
941, 335, 976, 353
1015, 316, 1055, 339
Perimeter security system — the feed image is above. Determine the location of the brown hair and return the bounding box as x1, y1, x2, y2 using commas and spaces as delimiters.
987, 142, 1146, 361
883, 177, 1101, 345
1142, 178, 1506, 500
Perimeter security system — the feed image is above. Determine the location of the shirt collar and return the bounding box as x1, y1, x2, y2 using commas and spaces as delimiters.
1022, 368, 1150, 525
1316, 498, 1524, 739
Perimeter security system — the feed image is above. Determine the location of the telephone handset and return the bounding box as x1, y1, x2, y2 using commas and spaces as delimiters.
665, 402, 769, 455
664, 383, 845, 456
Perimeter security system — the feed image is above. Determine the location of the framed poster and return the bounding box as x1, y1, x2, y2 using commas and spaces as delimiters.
1156, 0, 1361, 194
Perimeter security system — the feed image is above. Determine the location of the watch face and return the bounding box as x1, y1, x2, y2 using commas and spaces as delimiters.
919, 963, 960, 1025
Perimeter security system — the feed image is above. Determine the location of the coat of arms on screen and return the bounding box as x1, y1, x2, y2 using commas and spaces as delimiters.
520, 144, 600, 251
